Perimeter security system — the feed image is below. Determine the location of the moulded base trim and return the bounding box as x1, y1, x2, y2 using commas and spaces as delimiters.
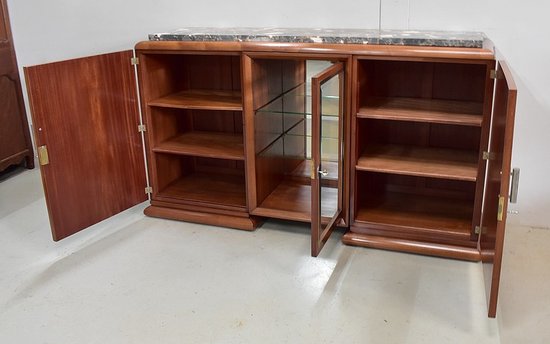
342, 231, 481, 261
144, 205, 261, 231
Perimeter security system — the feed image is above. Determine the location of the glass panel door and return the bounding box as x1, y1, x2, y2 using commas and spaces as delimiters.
311, 62, 344, 256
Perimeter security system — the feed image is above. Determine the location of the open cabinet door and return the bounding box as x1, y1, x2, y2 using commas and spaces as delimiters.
479, 61, 517, 317
25, 51, 147, 241
311, 62, 345, 257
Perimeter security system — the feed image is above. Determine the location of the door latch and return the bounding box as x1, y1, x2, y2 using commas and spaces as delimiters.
37, 145, 49, 166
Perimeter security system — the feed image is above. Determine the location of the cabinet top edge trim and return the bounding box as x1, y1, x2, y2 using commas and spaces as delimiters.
134, 41, 494, 60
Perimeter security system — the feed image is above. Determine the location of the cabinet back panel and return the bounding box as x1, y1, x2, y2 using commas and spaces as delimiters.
255, 139, 287, 204
356, 171, 475, 201
358, 119, 481, 152
155, 153, 194, 192
357, 60, 487, 104
141, 54, 241, 101
191, 110, 243, 134
251, 59, 305, 110
150, 108, 243, 146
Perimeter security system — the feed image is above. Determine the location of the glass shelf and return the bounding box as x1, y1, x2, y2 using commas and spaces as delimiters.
256, 84, 340, 117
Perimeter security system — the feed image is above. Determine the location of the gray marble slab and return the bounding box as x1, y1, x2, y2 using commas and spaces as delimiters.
149, 27, 486, 48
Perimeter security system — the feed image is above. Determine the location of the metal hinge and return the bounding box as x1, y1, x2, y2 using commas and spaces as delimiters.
138, 124, 146, 133
474, 226, 487, 235
482, 151, 495, 160
490, 69, 499, 80
37, 145, 50, 166
131, 57, 139, 65
497, 196, 505, 222
145, 186, 152, 194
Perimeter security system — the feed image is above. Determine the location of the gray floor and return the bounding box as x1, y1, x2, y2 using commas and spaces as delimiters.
0, 168, 548, 343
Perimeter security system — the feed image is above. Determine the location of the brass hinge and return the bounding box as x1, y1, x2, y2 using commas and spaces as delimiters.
37, 145, 49, 166
482, 151, 495, 160
138, 124, 146, 133
145, 186, 152, 194
497, 195, 505, 221
310, 163, 316, 180
131, 57, 139, 65
474, 226, 487, 235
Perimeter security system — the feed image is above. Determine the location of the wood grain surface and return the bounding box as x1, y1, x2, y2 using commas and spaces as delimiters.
25, 51, 147, 241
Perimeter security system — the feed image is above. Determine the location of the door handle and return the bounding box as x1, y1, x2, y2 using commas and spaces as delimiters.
318, 168, 328, 177
510, 167, 520, 203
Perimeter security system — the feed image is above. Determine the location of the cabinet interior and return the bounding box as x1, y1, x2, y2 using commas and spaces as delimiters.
251, 58, 340, 221
353, 58, 489, 243
140, 53, 246, 209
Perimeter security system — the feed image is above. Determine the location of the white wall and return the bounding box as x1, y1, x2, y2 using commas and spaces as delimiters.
6, 0, 550, 228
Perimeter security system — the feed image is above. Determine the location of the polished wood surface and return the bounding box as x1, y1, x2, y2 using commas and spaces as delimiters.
145, 205, 259, 231
153, 131, 244, 160
357, 144, 478, 181
158, 170, 247, 208
25, 51, 147, 241
350, 55, 491, 254
0, 0, 33, 171
254, 180, 338, 222
480, 61, 517, 318
27, 38, 515, 317
358, 119, 481, 152
342, 232, 481, 261
357, 97, 483, 126
355, 190, 473, 240
148, 89, 242, 111
249, 58, 306, 210
137, 51, 246, 216
135, 41, 495, 61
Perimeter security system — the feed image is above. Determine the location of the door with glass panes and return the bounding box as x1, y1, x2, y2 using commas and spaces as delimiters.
243, 55, 347, 256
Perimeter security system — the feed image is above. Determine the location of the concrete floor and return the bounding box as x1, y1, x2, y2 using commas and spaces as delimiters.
0, 168, 548, 343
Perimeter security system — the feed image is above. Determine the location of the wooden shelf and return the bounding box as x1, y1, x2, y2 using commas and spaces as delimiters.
356, 144, 478, 181
357, 97, 483, 126
153, 131, 244, 160
355, 191, 473, 240
148, 89, 243, 111
254, 179, 338, 221
158, 172, 246, 208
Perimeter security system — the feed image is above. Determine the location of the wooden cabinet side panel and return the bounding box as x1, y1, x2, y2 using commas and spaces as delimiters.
24, 50, 147, 241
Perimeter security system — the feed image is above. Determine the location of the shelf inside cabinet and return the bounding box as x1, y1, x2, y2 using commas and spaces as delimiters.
255, 179, 338, 221
148, 90, 243, 111
357, 97, 483, 126
356, 144, 478, 181
158, 171, 247, 208
256, 84, 340, 117
152, 131, 244, 160
355, 191, 473, 240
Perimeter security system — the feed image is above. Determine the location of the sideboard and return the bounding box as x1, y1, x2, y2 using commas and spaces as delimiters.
24, 28, 518, 317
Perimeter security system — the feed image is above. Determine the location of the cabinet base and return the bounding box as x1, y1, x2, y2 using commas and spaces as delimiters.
0, 150, 34, 173
342, 231, 481, 261
144, 205, 261, 231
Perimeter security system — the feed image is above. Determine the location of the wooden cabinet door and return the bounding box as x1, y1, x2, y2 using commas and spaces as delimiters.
311, 62, 345, 257
479, 61, 517, 317
24, 51, 147, 241
0, 0, 33, 171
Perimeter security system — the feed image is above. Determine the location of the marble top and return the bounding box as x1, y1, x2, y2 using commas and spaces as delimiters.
149, 28, 486, 48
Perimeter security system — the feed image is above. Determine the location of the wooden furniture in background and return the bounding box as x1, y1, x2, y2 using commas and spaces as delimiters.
0, 0, 33, 172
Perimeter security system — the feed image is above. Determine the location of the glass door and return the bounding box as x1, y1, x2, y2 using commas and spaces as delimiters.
311, 62, 344, 257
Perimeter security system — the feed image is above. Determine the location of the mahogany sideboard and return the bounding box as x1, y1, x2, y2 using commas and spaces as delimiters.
23, 29, 518, 317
